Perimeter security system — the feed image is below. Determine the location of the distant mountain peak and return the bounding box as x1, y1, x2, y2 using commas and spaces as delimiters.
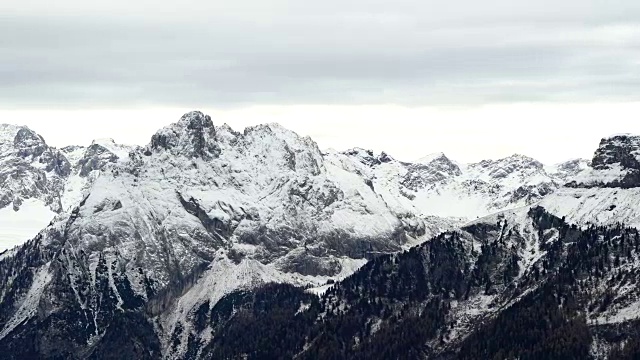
475, 153, 543, 167
341, 148, 388, 167
149, 111, 219, 159
546, 158, 590, 180
415, 152, 449, 165
565, 133, 640, 189
177, 110, 214, 129
0, 123, 29, 143
592, 134, 640, 171
90, 138, 119, 147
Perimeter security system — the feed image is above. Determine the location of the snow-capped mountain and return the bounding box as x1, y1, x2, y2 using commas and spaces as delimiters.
541, 134, 640, 228
58, 138, 135, 213
0, 112, 637, 359
327, 148, 587, 220
157, 133, 640, 360
0, 124, 70, 249
0, 117, 589, 253
0, 125, 134, 250
0, 112, 427, 358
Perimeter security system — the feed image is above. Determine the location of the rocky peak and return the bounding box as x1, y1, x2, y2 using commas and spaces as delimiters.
236, 122, 324, 177
61, 145, 84, 153
416, 152, 446, 164
420, 153, 460, 174
471, 154, 544, 179
342, 148, 395, 167
379, 151, 394, 163
567, 134, 640, 189
402, 153, 462, 190
342, 148, 380, 167
149, 111, 220, 159
77, 143, 119, 177
181, 110, 214, 131
591, 134, 640, 171
9, 126, 48, 159
0, 123, 71, 215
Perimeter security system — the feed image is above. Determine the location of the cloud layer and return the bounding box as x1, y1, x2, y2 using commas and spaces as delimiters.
2, 0, 640, 107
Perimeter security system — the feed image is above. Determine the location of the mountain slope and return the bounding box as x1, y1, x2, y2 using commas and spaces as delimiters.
0, 112, 427, 358
179, 133, 640, 360
0, 125, 134, 250
327, 148, 587, 220
0, 113, 637, 359
0, 124, 70, 249
179, 208, 640, 359
541, 134, 640, 228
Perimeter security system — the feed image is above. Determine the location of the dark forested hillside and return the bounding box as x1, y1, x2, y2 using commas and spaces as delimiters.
176, 207, 640, 360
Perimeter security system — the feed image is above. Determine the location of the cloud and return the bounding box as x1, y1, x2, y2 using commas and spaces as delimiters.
1, 0, 640, 108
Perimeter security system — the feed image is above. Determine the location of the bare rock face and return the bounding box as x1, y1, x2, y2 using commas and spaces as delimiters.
592, 134, 640, 171
150, 111, 220, 160
78, 144, 119, 177
566, 135, 640, 189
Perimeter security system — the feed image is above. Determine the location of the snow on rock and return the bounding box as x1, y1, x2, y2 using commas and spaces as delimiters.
0, 261, 53, 339
2, 113, 640, 358
538, 134, 640, 228
0, 123, 135, 250
0, 123, 71, 252
326, 150, 566, 222
91, 138, 133, 161
546, 158, 591, 181
0, 111, 426, 357
539, 187, 640, 228
0, 124, 71, 214
567, 134, 640, 189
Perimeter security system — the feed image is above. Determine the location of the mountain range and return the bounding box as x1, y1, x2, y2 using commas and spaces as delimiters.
0, 112, 639, 359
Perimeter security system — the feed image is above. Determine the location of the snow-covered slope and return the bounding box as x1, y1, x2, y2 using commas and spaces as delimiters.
540, 134, 640, 228
0, 124, 134, 250
326, 149, 582, 221
0, 113, 638, 359
59, 138, 135, 212
0, 112, 426, 358
0, 124, 70, 249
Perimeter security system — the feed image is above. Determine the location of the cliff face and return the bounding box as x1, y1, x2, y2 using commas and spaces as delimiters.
567, 134, 640, 189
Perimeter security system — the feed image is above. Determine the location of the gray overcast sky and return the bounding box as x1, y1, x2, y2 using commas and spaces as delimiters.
1, 0, 640, 163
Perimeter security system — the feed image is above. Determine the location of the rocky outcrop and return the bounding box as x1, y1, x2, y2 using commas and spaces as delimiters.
0, 125, 134, 248
150, 111, 220, 160
592, 134, 640, 171
402, 153, 461, 190
78, 144, 119, 177
0, 124, 70, 212
566, 135, 640, 189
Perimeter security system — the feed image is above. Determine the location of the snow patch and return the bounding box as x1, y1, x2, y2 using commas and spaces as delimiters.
0, 262, 52, 340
